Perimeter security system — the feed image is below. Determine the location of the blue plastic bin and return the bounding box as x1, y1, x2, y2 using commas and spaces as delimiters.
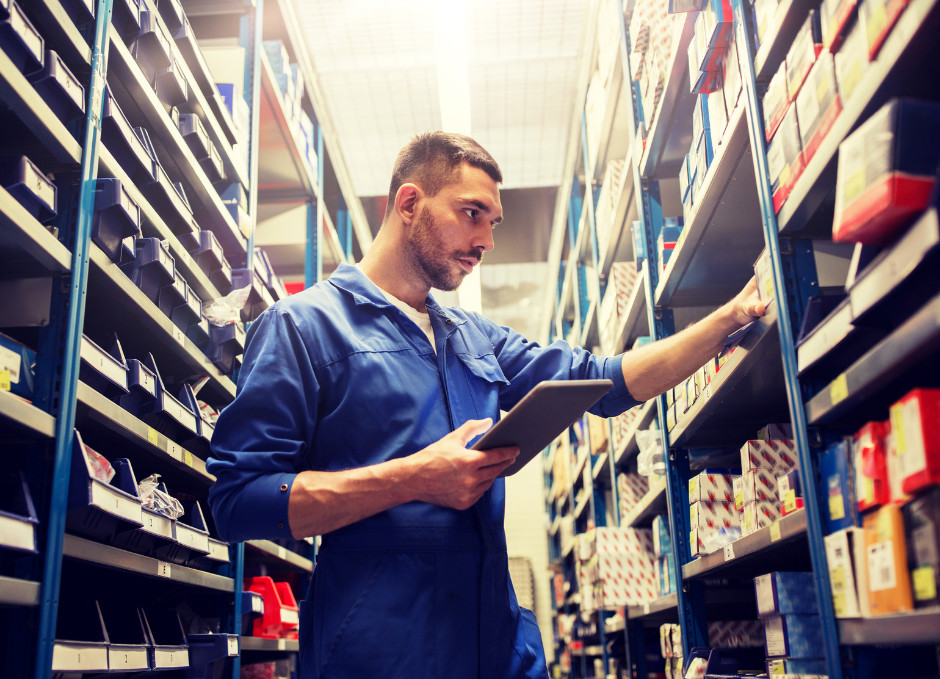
0, 155, 56, 223
92, 179, 141, 262
0, 1, 42, 75
27, 49, 84, 122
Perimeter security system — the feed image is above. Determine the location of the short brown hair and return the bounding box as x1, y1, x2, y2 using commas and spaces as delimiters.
384, 132, 502, 221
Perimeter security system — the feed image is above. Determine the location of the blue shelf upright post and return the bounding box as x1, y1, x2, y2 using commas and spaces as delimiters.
730, 0, 843, 676
31, 0, 114, 675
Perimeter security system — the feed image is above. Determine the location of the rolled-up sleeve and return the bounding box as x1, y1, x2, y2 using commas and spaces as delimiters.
207, 308, 318, 543
472, 313, 641, 418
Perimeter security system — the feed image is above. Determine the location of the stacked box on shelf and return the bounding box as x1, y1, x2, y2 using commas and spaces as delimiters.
690, 499, 740, 557
755, 572, 824, 668
652, 515, 675, 597
740, 438, 799, 535
599, 260, 638, 351
617, 472, 649, 520
594, 159, 626, 250
579, 527, 657, 609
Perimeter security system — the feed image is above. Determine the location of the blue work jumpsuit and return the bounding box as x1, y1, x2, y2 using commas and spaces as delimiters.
207, 264, 639, 678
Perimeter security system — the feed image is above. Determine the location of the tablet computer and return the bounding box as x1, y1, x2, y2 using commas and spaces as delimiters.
472, 379, 614, 477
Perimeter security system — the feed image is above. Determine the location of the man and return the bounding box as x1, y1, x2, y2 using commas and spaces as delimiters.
208, 132, 766, 679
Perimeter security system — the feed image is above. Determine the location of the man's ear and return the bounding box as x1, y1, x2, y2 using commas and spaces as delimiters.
395, 183, 421, 225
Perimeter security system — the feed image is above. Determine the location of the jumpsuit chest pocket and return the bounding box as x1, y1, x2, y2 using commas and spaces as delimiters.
448, 329, 509, 422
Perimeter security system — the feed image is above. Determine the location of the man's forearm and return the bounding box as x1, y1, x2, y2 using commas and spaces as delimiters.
288, 458, 416, 539
621, 302, 744, 402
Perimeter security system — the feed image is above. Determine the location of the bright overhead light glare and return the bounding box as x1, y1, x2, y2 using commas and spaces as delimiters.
433, 0, 472, 136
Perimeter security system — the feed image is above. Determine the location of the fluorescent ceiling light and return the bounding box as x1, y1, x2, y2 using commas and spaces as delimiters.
433, 0, 472, 136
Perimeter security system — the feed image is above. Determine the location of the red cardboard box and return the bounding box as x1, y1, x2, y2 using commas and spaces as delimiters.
860, 0, 911, 59
795, 52, 841, 165
891, 389, 940, 495
853, 421, 890, 513
763, 62, 789, 142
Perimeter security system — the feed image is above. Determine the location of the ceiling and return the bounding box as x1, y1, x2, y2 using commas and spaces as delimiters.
296, 0, 588, 198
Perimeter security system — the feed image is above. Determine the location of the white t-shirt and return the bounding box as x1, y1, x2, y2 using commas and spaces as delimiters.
357, 266, 437, 353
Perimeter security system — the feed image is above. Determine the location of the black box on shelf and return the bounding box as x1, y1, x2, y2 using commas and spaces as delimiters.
27, 49, 84, 123
102, 89, 157, 182
155, 53, 188, 108
79, 333, 129, 399
66, 431, 143, 542
0, 155, 56, 222
191, 230, 233, 293
92, 178, 141, 262
127, 237, 175, 305
903, 485, 940, 608
130, 10, 171, 84
117, 355, 158, 418
140, 609, 189, 670
51, 599, 110, 673
111, 0, 141, 43
0, 1, 43, 76
98, 599, 151, 672
0, 471, 39, 555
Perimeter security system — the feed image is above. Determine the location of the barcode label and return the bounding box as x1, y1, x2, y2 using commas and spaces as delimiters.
868, 541, 897, 592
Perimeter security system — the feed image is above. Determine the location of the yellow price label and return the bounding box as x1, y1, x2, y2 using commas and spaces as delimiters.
0, 370, 10, 392
832, 591, 848, 617
816, 76, 830, 102
890, 402, 907, 455
829, 492, 846, 521
830, 373, 849, 405
735, 491, 744, 511
770, 522, 782, 543
913, 566, 937, 602
866, 1, 889, 47
147, 427, 159, 446
843, 166, 867, 204
183, 450, 193, 467
831, 565, 847, 592
784, 489, 797, 513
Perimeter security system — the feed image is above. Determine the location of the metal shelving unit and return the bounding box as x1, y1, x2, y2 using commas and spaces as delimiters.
0, 0, 366, 674
542, 0, 940, 676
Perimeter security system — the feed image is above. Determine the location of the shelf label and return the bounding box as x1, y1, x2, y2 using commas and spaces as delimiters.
183, 449, 193, 467
0, 370, 10, 392
157, 561, 171, 578
643, 602, 650, 615
770, 522, 782, 543
277, 546, 287, 561
172, 326, 186, 346
783, 490, 797, 514
830, 373, 849, 405
703, 384, 712, 401
913, 565, 937, 602
724, 543, 735, 561
147, 427, 159, 446
227, 636, 239, 656
168, 440, 180, 461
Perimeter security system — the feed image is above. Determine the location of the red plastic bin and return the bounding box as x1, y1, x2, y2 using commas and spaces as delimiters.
245, 577, 299, 640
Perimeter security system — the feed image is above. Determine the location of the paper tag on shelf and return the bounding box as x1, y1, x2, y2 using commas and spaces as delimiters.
167, 441, 181, 462
643, 602, 651, 615
0, 370, 10, 392
770, 521, 782, 543
703, 384, 712, 401
724, 543, 735, 561
183, 450, 193, 467
227, 636, 238, 656
784, 489, 797, 513
830, 373, 849, 405
147, 427, 159, 446
278, 546, 287, 561
913, 565, 937, 602
157, 561, 171, 578
278, 639, 286, 650
172, 327, 186, 346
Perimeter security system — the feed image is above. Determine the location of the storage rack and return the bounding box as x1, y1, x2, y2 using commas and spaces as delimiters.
541, 0, 940, 677
0, 0, 365, 675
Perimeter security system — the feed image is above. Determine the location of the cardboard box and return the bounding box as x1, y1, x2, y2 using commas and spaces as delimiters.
762, 614, 824, 658
863, 503, 914, 615
853, 421, 890, 513
753, 247, 775, 303
821, 439, 860, 533
743, 468, 779, 504
691, 500, 741, 555
795, 52, 841, 165
722, 34, 742, 113
833, 16, 870, 104
708, 84, 728, 148
825, 526, 869, 617
753, 0, 779, 44
778, 469, 804, 515
762, 62, 789, 142
767, 105, 805, 213
740, 439, 799, 474
653, 514, 672, 557
707, 619, 764, 647
754, 571, 818, 617
689, 470, 737, 504
733, 475, 744, 510
658, 553, 677, 596
859, 0, 911, 59
885, 422, 910, 504
820, 0, 858, 48
0, 332, 36, 401
834, 100, 940, 246
902, 486, 940, 608
743, 500, 781, 535
891, 388, 940, 494
786, 11, 823, 100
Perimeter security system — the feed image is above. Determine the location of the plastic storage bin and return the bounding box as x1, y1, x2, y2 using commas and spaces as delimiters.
130, 10, 171, 84
157, 266, 188, 324
102, 88, 156, 182
66, 432, 143, 542
703, 646, 766, 677
111, 465, 177, 556
79, 333, 129, 398
179, 113, 210, 159
0, 331, 35, 401
0, 1, 43, 75
0, 471, 38, 554
185, 632, 239, 679
139, 164, 197, 247
155, 499, 210, 565
240, 590, 265, 635
155, 52, 188, 107
137, 359, 199, 443
0, 155, 56, 223
110, 0, 141, 42
141, 609, 189, 669
158, 0, 183, 30
127, 237, 175, 305
191, 229, 233, 292
52, 600, 110, 673
205, 322, 245, 375
59, 0, 94, 27
245, 576, 300, 639
200, 142, 224, 183
27, 49, 84, 122
92, 178, 141, 262
231, 267, 273, 321
99, 600, 150, 672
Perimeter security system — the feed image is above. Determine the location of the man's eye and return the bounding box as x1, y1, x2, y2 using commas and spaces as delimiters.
463, 208, 479, 219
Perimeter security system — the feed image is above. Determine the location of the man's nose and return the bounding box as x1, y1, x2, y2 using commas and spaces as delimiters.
472, 225, 494, 252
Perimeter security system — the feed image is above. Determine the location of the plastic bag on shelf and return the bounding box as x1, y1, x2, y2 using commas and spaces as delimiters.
197, 400, 219, 424
81, 442, 115, 483
637, 428, 666, 477
137, 474, 184, 520
203, 285, 250, 327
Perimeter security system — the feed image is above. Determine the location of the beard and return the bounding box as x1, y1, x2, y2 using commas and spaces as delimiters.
405, 207, 483, 292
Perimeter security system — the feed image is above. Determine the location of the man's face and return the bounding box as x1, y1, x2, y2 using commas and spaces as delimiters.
405, 164, 503, 292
